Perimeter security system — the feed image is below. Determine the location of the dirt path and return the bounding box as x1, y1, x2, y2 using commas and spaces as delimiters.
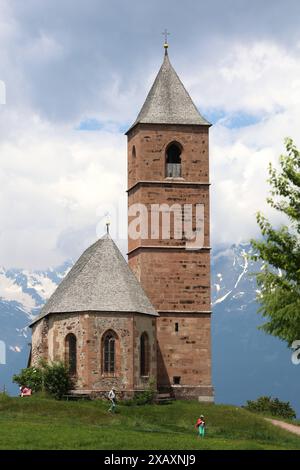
265, 418, 300, 436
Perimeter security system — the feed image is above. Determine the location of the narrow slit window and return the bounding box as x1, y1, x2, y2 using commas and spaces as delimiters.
65, 333, 77, 375
140, 332, 150, 376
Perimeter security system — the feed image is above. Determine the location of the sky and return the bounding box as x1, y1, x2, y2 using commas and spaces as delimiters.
0, 0, 300, 269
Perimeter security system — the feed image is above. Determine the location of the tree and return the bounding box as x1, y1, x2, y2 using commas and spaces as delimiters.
13, 367, 44, 393
13, 361, 73, 399
251, 138, 300, 346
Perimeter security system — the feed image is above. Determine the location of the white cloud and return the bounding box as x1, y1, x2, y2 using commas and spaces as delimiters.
22, 32, 64, 64
189, 41, 300, 115
0, 109, 126, 268
0, 1, 299, 269
205, 42, 300, 246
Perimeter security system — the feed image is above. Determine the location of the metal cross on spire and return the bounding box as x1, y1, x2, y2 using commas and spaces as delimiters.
162, 29, 170, 51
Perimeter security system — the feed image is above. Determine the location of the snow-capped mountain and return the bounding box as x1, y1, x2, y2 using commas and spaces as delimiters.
212, 244, 300, 416
0, 244, 299, 416
0, 262, 71, 394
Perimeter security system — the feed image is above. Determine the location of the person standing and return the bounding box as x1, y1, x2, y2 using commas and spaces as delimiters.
19, 386, 32, 397
108, 387, 116, 413
195, 414, 206, 438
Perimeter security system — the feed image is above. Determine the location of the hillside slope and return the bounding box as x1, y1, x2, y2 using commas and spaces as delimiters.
0, 395, 299, 450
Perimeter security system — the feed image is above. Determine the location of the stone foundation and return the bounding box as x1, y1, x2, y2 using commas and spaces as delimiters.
171, 385, 214, 401
70, 389, 153, 401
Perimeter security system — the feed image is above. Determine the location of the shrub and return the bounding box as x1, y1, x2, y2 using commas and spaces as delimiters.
245, 396, 296, 420
124, 378, 156, 406
134, 389, 155, 405
13, 362, 73, 400
43, 362, 73, 400
13, 367, 44, 393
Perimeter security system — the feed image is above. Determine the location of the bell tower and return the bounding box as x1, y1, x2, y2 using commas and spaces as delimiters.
126, 44, 214, 401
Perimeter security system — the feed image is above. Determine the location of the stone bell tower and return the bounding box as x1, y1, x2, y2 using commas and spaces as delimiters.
126, 43, 214, 401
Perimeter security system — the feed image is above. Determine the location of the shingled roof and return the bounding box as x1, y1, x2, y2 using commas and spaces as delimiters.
126, 50, 210, 133
30, 234, 158, 326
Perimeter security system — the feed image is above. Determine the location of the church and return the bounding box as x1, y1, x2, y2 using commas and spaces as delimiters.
29, 42, 214, 402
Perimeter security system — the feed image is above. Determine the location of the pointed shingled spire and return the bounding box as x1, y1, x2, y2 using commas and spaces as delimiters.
126, 50, 210, 133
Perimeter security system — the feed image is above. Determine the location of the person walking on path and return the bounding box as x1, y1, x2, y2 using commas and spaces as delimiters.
195, 414, 206, 438
108, 387, 116, 413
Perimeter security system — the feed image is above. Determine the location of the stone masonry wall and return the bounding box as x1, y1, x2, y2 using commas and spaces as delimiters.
128, 184, 210, 253
129, 250, 211, 313
31, 318, 49, 366
133, 314, 157, 390
49, 312, 133, 391
156, 313, 212, 391
127, 124, 209, 189
127, 123, 213, 400
31, 311, 157, 396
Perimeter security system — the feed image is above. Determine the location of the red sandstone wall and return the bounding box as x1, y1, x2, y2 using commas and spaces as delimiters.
128, 124, 209, 189
127, 123, 213, 400
157, 313, 211, 388
133, 314, 157, 389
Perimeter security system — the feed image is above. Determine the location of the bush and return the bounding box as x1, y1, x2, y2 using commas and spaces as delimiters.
13, 367, 44, 393
134, 389, 156, 405
245, 396, 296, 420
43, 362, 73, 400
13, 362, 73, 400
124, 378, 156, 406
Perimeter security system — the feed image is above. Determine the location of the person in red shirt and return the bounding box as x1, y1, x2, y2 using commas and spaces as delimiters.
195, 414, 206, 438
20, 386, 32, 397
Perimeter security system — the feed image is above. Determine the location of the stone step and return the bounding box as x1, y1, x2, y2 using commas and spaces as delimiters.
63, 394, 91, 401
155, 393, 175, 404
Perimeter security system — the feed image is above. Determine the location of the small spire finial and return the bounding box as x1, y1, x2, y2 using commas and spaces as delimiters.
104, 212, 111, 235
162, 29, 170, 53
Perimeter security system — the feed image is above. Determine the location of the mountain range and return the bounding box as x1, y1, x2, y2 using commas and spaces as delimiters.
0, 243, 299, 416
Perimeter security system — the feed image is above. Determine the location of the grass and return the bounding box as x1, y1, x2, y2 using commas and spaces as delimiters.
0, 394, 299, 450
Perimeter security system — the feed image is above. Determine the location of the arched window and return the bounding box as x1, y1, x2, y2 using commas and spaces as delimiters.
65, 333, 77, 375
132, 145, 136, 159
103, 330, 117, 374
166, 143, 182, 177
140, 332, 150, 377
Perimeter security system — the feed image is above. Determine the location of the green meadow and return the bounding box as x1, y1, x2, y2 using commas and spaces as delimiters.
0, 394, 299, 450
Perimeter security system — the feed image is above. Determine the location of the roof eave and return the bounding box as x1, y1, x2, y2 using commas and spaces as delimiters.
125, 120, 212, 136
29, 308, 159, 327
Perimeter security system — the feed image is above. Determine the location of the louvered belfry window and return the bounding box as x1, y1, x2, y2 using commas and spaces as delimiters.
103, 331, 116, 373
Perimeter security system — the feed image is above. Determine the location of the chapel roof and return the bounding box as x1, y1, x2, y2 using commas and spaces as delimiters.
30, 234, 158, 326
